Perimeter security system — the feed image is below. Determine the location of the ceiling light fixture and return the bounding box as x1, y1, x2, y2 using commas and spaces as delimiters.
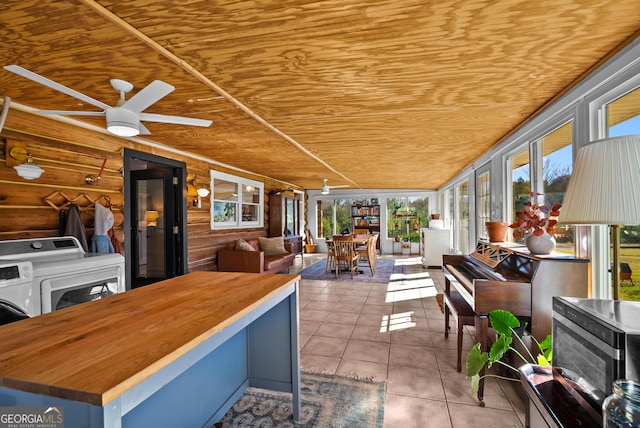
106, 108, 140, 137
8, 145, 44, 180
194, 187, 210, 208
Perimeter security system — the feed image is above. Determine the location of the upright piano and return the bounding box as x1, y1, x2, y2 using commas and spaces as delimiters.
442, 242, 589, 404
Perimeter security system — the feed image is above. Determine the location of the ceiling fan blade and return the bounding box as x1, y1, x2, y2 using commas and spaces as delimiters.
139, 123, 151, 135
329, 185, 349, 189
35, 110, 105, 116
122, 80, 174, 113
140, 112, 212, 127
4, 65, 111, 111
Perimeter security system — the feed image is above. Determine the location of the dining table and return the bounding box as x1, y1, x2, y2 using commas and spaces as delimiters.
326, 234, 370, 274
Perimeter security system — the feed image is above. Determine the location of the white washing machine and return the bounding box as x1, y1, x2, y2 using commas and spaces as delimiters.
0, 236, 125, 324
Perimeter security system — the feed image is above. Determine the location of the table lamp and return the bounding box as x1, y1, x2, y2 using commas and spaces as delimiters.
559, 134, 640, 299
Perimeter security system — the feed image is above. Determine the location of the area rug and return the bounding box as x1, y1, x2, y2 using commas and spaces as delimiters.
300, 258, 404, 283
220, 372, 385, 427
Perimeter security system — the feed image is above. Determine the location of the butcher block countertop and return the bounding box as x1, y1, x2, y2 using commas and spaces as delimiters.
0, 271, 300, 406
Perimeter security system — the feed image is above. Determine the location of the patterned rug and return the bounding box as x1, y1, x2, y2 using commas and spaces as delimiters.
221, 372, 385, 427
300, 258, 404, 283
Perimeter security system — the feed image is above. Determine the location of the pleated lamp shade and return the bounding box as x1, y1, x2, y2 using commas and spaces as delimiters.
559, 134, 640, 225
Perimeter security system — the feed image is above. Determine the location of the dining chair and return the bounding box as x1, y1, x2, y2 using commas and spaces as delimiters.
325, 239, 336, 272
332, 235, 359, 278
357, 234, 379, 275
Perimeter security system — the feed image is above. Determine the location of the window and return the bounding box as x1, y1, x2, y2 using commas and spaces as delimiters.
209, 170, 263, 229
510, 147, 530, 243
317, 199, 351, 237
542, 122, 574, 255
457, 181, 469, 253
387, 196, 429, 240
476, 170, 491, 240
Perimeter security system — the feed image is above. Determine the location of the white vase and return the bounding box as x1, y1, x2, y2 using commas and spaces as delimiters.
525, 232, 556, 255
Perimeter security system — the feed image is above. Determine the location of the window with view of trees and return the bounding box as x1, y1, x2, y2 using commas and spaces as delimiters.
542, 122, 574, 255
511, 147, 530, 243
317, 199, 351, 238
387, 197, 429, 241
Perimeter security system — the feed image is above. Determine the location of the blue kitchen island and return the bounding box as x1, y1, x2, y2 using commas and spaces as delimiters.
0, 271, 300, 427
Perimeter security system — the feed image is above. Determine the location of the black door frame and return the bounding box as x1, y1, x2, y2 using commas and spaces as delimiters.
123, 148, 188, 290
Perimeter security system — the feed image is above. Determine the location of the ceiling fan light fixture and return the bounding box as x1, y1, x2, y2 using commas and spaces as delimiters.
321, 186, 330, 195
106, 108, 140, 137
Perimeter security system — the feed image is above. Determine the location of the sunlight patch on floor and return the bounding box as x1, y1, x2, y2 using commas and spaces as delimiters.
380, 311, 417, 332
392, 257, 423, 266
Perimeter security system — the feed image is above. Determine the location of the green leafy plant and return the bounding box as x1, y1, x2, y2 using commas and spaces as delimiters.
409, 231, 421, 243
465, 309, 552, 395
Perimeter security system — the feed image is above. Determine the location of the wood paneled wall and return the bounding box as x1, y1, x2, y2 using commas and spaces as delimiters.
0, 108, 298, 273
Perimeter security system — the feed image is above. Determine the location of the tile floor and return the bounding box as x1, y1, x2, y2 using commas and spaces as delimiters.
291, 253, 527, 428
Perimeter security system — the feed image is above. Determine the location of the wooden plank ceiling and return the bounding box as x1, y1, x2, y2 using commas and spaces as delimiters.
0, 0, 638, 191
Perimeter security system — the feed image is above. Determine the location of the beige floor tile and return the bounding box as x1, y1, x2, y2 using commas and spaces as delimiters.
357, 313, 388, 327
389, 343, 438, 369
351, 324, 392, 343
324, 311, 359, 325
301, 336, 349, 358
304, 300, 338, 312
431, 331, 476, 351
361, 303, 394, 315
383, 394, 452, 428
300, 354, 340, 374
426, 317, 446, 333
332, 301, 365, 313
299, 319, 321, 336
336, 359, 388, 381
299, 308, 329, 322
314, 322, 355, 339
390, 327, 434, 347
343, 339, 390, 364
434, 347, 463, 373
447, 402, 521, 428
309, 293, 341, 303
387, 365, 445, 400
340, 294, 369, 304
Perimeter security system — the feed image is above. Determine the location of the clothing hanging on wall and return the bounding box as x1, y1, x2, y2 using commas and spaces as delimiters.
91, 202, 115, 253
63, 203, 89, 252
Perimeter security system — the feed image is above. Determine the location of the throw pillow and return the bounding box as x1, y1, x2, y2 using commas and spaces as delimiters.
235, 239, 256, 252
258, 236, 288, 255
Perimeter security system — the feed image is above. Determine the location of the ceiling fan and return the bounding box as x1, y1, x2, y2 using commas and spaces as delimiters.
321, 178, 348, 194
3, 65, 212, 137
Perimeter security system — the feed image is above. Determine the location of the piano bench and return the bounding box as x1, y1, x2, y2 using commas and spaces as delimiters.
444, 290, 476, 372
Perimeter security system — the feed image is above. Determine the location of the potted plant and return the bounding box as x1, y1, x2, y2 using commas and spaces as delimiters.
466, 309, 552, 397
409, 231, 420, 253
509, 192, 561, 254
401, 234, 411, 255
485, 203, 509, 242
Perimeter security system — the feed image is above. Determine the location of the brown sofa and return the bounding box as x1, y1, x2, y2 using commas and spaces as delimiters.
217, 238, 295, 274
